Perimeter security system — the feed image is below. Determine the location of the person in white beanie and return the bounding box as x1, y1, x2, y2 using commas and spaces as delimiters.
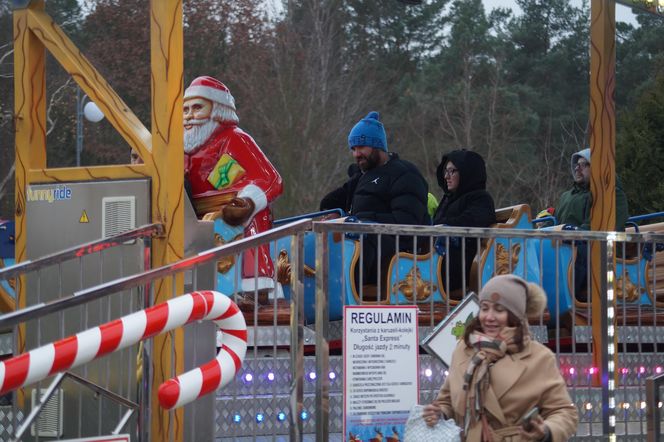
554, 147, 630, 300
555, 147, 629, 231
183, 76, 283, 297
422, 275, 578, 441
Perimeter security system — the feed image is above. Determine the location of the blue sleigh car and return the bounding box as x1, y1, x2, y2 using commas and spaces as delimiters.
214, 204, 545, 324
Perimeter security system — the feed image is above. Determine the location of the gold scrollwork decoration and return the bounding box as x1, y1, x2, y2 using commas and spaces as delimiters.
277, 249, 316, 286
495, 242, 521, 275
392, 267, 437, 302
616, 271, 643, 302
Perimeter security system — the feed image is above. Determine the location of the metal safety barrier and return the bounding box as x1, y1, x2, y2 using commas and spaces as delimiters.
3, 215, 664, 441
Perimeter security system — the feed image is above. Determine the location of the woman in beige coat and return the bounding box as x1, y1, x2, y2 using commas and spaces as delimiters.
423, 275, 578, 441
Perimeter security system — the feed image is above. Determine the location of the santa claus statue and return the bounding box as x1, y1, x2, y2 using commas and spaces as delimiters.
183, 76, 283, 297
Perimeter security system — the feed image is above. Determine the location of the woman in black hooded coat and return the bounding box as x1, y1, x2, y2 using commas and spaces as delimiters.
433, 149, 496, 298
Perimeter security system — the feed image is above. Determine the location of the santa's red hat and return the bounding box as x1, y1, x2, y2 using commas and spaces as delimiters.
184, 76, 236, 110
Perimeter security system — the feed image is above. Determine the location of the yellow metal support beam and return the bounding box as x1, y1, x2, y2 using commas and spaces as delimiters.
149, 1, 185, 441
14, 0, 187, 437
589, 0, 618, 392
13, 0, 47, 410
24, 7, 152, 162
28, 165, 150, 184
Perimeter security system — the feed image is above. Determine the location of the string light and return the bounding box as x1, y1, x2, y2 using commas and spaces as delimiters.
606, 233, 617, 442
224, 357, 664, 431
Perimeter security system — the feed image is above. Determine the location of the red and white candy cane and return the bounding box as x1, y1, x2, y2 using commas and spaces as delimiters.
0, 290, 247, 409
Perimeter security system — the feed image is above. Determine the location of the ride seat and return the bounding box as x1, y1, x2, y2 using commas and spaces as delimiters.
574, 221, 664, 325
469, 204, 533, 293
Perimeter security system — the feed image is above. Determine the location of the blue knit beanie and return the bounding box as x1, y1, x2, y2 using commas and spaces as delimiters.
348, 111, 387, 151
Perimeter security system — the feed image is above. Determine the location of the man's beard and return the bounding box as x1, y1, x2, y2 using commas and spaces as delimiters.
356, 149, 382, 172
184, 118, 220, 153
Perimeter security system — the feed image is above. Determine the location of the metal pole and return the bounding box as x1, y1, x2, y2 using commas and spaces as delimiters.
600, 238, 616, 440
289, 232, 305, 441
315, 230, 330, 441
12, 372, 66, 441
75, 86, 89, 167
76, 86, 82, 167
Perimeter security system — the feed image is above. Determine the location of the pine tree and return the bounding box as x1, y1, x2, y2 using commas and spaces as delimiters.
617, 71, 664, 215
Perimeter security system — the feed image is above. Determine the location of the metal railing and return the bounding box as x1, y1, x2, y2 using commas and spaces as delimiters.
310, 220, 664, 441
0, 223, 162, 441
646, 373, 664, 441
0, 223, 163, 281
0, 218, 312, 441
13, 371, 138, 442
3, 216, 664, 440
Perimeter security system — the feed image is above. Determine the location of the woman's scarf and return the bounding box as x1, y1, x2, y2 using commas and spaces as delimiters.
461, 327, 530, 441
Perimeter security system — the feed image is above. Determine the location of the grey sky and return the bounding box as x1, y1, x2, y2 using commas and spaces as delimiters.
482, 0, 640, 25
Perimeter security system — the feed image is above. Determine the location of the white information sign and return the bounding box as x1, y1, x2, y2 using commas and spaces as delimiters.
343, 305, 419, 441
421, 293, 479, 368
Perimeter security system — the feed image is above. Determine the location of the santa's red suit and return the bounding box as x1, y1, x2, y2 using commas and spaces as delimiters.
184, 77, 283, 294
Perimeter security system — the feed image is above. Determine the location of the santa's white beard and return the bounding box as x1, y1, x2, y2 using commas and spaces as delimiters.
184, 119, 220, 153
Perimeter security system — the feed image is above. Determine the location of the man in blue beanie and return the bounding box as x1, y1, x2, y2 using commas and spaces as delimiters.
320, 111, 430, 290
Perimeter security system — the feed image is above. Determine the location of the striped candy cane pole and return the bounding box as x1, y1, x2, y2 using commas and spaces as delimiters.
0, 290, 247, 410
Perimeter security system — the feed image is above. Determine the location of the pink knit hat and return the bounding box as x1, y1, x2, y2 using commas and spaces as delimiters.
478, 274, 547, 320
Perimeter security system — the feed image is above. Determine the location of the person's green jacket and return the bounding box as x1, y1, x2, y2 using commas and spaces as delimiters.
556, 177, 629, 231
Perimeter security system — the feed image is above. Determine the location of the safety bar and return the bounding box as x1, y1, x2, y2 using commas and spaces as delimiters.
646, 373, 664, 442
531, 215, 558, 227
0, 223, 163, 280
628, 212, 664, 223
532, 212, 664, 232
273, 208, 345, 226
626, 212, 664, 233
0, 218, 312, 329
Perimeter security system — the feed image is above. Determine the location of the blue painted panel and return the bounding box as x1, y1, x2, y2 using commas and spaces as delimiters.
540, 239, 574, 318
0, 258, 16, 300
387, 254, 444, 304
0, 221, 14, 260
480, 238, 542, 286
214, 219, 244, 297
615, 259, 651, 305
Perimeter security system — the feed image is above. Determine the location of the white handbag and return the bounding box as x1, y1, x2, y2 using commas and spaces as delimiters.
404, 404, 462, 442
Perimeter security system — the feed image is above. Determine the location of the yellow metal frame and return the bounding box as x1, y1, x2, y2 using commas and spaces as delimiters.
13, 1, 185, 439
589, 0, 618, 389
